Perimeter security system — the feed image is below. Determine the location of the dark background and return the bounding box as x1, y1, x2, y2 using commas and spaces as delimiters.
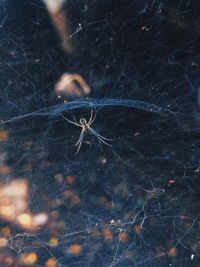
0, 1, 200, 266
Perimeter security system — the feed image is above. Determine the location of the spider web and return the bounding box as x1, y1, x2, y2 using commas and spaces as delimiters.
0, 0, 200, 266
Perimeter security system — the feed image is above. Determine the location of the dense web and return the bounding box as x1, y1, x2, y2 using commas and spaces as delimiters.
0, 0, 200, 266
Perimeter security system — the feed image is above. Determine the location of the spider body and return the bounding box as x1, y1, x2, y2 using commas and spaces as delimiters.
79, 118, 89, 131
62, 110, 112, 154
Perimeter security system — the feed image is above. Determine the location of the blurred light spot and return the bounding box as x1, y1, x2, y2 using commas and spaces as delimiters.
49, 238, 58, 247
45, 258, 56, 267
66, 175, 75, 184
71, 195, 81, 205
17, 213, 33, 227
55, 73, 90, 97
33, 212, 48, 226
105, 201, 113, 210
0, 237, 8, 247
0, 130, 9, 141
168, 179, 176, 185
118, 232, 128, 242
23, 163, 33, 172
50, 210, 59, 220
63, 190, 74, 199
3, 256, 14, 267
0, 226, 11, 237
133, 224, 142, 234
0, 165, 11, 176
54, 173, 64, 183
0, 179, 48, 231
99, 196, 108, 205
20, 252, 38, 266
99, 196, 112, 210
168, 247, 178, 257
103, 227, 113, 242
43, 0, 66, 13
68, 244, 82, 255
56, 221, 66, 230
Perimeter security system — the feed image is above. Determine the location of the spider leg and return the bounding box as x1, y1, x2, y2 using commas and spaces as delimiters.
75, 141, 82, 155
96, 135, 112, 146
89, 128, 112, 146
88, 109, 93, 125
74, 129, 85, 155
74, 128, 85, 146
61, 114, 80, 127
89, 127, 112, 141
96, 132, 112, 142
90, 110, 97, 125
88, 109, 96, 126
73, 114, 79, 125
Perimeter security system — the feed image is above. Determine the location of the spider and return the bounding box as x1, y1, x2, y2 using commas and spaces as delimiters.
61, 110, 112, 154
